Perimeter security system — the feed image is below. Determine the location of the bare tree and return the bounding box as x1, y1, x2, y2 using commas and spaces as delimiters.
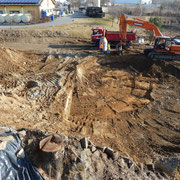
70, 0, 81, 8
109, 7, 119, 27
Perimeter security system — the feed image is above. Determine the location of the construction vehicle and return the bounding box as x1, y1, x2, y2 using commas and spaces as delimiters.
91, 27, 136, 47
86, 7, 105, 18
119, 13, 180, 60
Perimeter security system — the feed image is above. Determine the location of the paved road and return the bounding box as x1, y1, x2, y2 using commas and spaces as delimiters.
0, 12, 87, 29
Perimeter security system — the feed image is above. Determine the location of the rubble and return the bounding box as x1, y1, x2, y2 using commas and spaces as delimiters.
104, 147, 114, 160
80, 137, 89, 149
19, 129, 170, 180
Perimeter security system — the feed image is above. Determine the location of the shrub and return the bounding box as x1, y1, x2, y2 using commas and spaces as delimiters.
149, 17, 163, 29
147, 17, 163, 43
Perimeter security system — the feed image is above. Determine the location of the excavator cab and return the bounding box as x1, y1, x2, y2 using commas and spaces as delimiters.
154, 37, 172, 52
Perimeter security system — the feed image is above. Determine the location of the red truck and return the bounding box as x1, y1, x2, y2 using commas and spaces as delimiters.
91, 27, 136, 48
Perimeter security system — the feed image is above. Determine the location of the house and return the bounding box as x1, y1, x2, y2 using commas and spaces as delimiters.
112, 0, 152, 5
141, 0, 152, 4
0, 0, 56, 21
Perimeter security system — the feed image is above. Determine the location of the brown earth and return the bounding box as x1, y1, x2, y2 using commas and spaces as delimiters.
0, 43, 179, 164
0, 21, 179, 179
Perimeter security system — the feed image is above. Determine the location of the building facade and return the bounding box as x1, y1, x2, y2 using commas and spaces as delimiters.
141, 0, 152, 4
0, 0, 56, 21
40, 0, 56, 16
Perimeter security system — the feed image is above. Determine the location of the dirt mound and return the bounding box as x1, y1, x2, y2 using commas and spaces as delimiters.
0, 47, 179, 176
0, 47, 25, 75
0, 46, 42, 89
0, 29, 65, 43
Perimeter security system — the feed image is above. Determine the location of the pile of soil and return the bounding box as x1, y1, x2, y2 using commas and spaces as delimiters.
0, 46, 179, 179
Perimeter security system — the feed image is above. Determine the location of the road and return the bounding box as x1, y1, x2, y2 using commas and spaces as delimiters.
0, 13, 87, 29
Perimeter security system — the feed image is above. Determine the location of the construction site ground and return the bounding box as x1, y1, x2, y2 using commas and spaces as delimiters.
0, 16, 179, 178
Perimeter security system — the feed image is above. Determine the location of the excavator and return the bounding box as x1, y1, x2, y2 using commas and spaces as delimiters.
119, 13, 180, 60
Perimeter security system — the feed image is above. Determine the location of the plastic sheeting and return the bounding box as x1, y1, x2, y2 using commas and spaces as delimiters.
0, 131, 44, 180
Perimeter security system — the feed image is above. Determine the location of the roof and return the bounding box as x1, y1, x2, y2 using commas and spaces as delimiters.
0, 0, 44, 5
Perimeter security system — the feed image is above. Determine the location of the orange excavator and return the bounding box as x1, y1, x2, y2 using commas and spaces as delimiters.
119, 13, 180, 60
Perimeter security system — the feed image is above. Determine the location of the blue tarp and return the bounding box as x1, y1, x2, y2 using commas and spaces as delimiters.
0, 131, 44, 180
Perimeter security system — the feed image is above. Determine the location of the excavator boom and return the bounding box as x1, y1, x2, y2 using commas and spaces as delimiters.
125, 20, 163, 38
119, 13, 163, 43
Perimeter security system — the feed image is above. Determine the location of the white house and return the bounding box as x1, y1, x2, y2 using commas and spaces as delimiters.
0, 0, 56, 21
141, 0, 152, 4
111, 0, 152, 5
40, 0, 56, 16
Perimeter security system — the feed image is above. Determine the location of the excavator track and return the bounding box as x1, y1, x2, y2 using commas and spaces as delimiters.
148, 52, 180, 61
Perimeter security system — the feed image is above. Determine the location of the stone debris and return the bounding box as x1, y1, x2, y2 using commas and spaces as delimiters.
80, 137, 89, 149
26, 81, 39, 89
19, 129, 171, 180
146, 163, 155, 172
91, 146, 96, 153
104, 147, 114, 160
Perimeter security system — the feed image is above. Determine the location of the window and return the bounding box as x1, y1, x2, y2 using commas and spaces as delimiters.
9, 11, 20, 14
165, 40, 171, 51
93, 30, 99, 35
165, 40, 171, 47
156, 38, 166, 50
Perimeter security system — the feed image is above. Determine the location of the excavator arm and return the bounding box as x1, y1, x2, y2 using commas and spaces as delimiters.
119, 13, 163, 44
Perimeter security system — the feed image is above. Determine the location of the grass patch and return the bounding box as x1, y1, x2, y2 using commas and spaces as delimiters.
22, 14, 120, 40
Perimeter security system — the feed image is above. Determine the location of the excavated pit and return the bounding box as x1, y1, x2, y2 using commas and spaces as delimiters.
0, 46, 179, 170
